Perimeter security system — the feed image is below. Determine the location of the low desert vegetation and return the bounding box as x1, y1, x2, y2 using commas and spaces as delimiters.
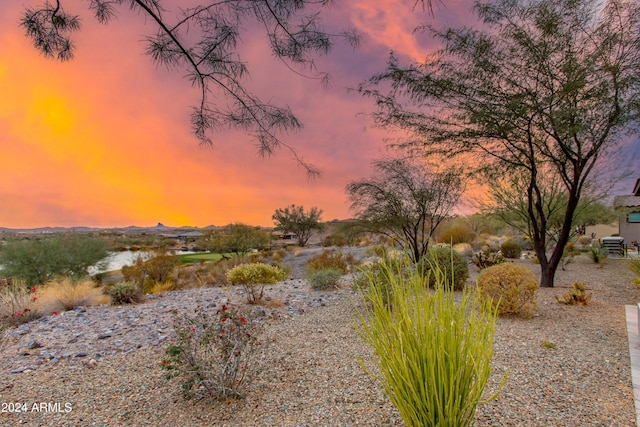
306, 249, 356, 275
226, 263, 288, 304
109, 281, 145, 305
37, 277, 107, 312
122, 250, 179, 293
471, 250, 506, 270
419, 246, 469, 291
500, 239, 522, 259
163, 304, 263, 401
476, 263, 539, 318
0, 278, 42, 328
437, 222, 475, 245
556, 282, 592, 305
356, 255, 503, 427
307, 268, 343, 290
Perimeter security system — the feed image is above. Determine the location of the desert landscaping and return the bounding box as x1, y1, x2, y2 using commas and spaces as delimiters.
1, 244, 639, 427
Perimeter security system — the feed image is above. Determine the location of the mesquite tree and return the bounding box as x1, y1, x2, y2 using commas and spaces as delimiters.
360, 0, 640, 287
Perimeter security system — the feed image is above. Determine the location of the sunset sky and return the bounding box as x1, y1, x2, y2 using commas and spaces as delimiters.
0, 1, 635, 229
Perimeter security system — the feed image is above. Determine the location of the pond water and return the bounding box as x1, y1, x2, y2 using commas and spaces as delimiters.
88, 250, 194, 275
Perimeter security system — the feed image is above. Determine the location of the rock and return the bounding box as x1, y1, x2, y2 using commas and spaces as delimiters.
26, 340, 43, 349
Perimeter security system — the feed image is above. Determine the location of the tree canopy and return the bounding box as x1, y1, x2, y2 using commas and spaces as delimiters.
0, 234, 110, 286
198, 223, 271, 256
361, 0, 640, 286
272, 204, 323, 247
346, 157, 463, 262
21, 0, 359, 175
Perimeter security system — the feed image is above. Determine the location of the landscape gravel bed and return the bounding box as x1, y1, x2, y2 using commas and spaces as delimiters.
0, 255, 638, 426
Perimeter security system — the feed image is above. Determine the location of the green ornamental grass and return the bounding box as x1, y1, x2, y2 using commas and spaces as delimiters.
356, 256, 504, 427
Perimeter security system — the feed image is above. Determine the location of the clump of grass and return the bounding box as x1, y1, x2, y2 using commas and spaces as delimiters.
37, 278, 106, 312
356, 255, 504, 427
541, 340, 556, 349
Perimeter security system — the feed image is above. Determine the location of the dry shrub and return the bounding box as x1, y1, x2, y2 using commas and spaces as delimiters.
0, 279, 42, 327
306, 250, 356, 274
437, 223, 475, 244
577, 235, 594, 247
148, 281, 176, 294
38, 278, 106, 312
477, 263, 538, 318
453, 243, 473, 258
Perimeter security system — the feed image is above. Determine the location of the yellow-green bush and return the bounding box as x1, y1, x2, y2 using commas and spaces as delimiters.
477, 263, 538, 318
357, 256, 503, 427
500, 239, 522, 259
226, 263, 288, 303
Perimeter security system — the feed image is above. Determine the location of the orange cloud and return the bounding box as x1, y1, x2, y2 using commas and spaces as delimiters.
0, 1, 407, 229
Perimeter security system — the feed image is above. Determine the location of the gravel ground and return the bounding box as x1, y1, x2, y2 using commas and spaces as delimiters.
1, 253, 639, 426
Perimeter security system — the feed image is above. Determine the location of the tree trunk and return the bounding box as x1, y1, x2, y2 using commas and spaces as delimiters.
539, 259, 558, 288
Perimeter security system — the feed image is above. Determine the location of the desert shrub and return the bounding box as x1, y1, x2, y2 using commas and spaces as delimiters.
226, 263, 288, 303
419, 246, 469, 291
37, 278, 106, 312
0, 235, 110, 286
471, 251, 506, 270
147, 281, 176, 294
500, 239, 522, 259
306, 250, 356, 274
353, 259, 400, 309
269, 261, 292, 278
163, 304, 263, 401
109, 281, 144, 305
477, 263, 538, 318
0, 279, 42, 327
453, 243, 474, 258
122, 250, 179, 292
437, 223, 475, 245
307, 268, 343, 290
556, 282, 592, 305
587, 246, 607, 264
356, 255, 503, 427
577, 235, 594, 247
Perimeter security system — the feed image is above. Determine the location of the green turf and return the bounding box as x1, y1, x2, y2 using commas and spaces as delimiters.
178, 252, 232, 263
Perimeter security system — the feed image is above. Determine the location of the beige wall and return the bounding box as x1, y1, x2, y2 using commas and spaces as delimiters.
619, 215, 640, 243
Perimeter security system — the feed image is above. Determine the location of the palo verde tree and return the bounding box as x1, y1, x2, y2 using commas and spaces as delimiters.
272, 204, 323, 247
361, 0, 640, 287
20, 0, 359, 175
346, 157, 463, 262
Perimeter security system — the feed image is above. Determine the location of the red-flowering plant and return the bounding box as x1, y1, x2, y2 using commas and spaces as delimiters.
162, 304, 264, 401
0, 279, 41, 328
